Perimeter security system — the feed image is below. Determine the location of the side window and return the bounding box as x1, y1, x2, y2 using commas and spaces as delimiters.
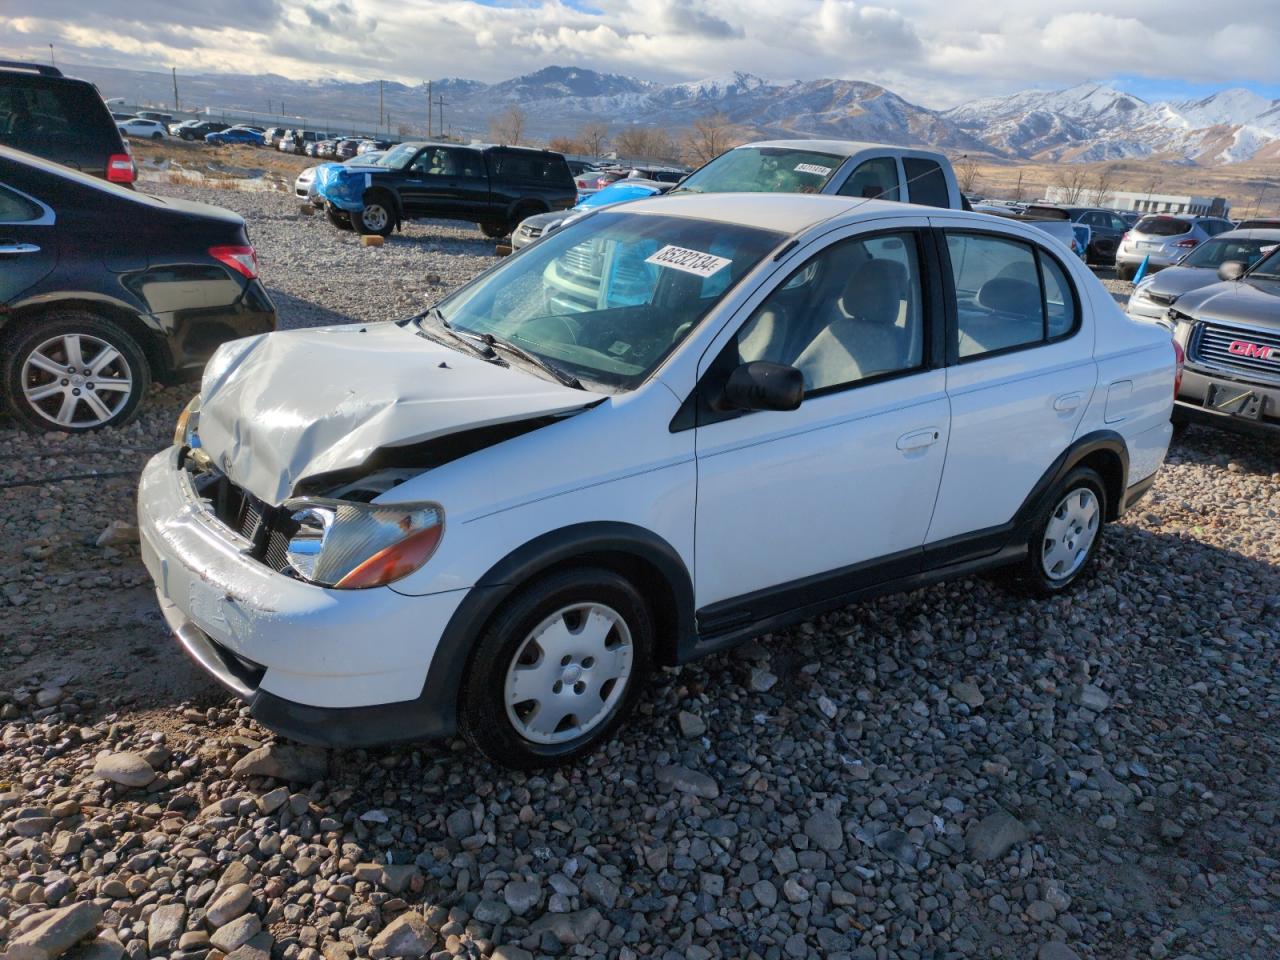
0, 184, 41, 223
1109, 214, 1129, 232
837, 157, 900, 201
902, 158, 950, 208
946, 232, 1078, 359
737, 231, 925, 393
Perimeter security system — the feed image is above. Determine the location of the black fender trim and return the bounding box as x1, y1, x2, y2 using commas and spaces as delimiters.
410, 522, 696, 736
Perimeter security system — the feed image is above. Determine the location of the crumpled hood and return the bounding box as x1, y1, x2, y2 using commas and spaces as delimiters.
197, 322, 602, 505
1174, 277, 1280, 329
1139, 265, 1216, 301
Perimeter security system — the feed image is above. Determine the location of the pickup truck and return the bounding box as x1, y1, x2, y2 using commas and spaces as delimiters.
673, 139, 967, 210
313, 141, 576, 238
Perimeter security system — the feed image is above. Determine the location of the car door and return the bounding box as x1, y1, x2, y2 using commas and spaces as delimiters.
924, 218, 1096, 550
401, 147, 487, 217
0, 181, 57, 305
692, 222, 950, 627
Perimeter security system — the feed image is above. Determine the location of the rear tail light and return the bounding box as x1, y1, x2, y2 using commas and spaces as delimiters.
1174, 238, 1198, 249
209, 245, 259, 279
107, 153, 135, 184
1120, 232, 1129, 243
1172, 339, 1185, 397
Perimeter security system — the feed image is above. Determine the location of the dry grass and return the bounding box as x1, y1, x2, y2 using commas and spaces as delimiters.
964, 156, 1280, 217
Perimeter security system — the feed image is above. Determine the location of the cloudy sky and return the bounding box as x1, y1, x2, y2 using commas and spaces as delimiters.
2, 0, 1278, 107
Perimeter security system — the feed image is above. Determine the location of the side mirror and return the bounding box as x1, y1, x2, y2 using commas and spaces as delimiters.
1218, 260, 1246, 281
717, 362, 804, 412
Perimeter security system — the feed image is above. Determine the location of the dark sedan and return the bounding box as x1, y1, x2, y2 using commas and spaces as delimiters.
0, 147, 276, 432
1169, 244, 1280, 438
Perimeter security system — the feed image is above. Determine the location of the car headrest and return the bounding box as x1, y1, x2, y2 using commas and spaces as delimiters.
977, 276, 1041, 317
842, 258, 908, 326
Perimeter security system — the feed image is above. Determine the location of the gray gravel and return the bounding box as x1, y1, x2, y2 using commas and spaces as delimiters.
2, 183, 1279, 960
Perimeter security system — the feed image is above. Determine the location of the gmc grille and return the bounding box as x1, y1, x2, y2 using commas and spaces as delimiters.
1191, 321, 1280, 383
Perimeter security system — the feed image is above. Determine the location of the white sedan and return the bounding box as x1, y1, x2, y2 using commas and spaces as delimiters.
117, 118, 168, 140
138, 194, 1176, 768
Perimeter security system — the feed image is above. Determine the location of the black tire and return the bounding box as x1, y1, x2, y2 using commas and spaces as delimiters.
1170, 413, 1190, 443
1010, 466, 1107, 597
480, 221, 510, 239
2, 311, 151, 433
326, 205, 353, 231
151, 133, 163, 141
355, 193, 396, 237
458, 566, 654, 769
1116, 263, 1136, 282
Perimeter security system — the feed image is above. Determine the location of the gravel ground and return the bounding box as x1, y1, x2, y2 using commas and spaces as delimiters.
2, 183, 1279, 960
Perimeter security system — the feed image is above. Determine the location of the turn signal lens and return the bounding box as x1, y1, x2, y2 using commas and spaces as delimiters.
173, 395, 201, 447
335, 524, 444, 589
1172, 339, 1185, 397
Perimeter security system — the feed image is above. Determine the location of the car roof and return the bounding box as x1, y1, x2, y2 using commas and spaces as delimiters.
733, 139, 947, 160
1215, 228, 1280, 240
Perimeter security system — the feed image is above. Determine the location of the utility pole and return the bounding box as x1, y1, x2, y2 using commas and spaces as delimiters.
172, 67, 180, 111
48, 44, 55, 68
379, 80, 385, 133
436, 95, 445, 140
427, 81, 432, 137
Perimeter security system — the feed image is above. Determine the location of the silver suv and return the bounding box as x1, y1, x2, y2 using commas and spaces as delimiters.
1115, 214, 1234, 280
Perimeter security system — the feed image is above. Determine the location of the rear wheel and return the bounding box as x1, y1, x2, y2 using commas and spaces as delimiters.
459, 566, 653, 769
1010, 467, 1107, 596
2, 312, 150, 433
1116, 263, 1136, 282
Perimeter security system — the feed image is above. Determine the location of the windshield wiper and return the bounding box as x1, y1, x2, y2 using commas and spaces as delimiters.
479, 333, 583, 389
413, 307, 499, 361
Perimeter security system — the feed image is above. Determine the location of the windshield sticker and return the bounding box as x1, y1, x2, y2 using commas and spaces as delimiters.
645, 245, 733, 278
608, 341, 630, 356
795, 163, 833, 177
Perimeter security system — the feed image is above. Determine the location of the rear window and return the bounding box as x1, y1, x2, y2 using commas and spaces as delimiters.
1135, 216, 1191, 236
1025, 205, 1071, 220
0, 77, 120, 155
902, 158, 951, 208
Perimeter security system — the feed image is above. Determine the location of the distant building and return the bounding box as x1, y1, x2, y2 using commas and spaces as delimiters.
1046, 186, 1231, 217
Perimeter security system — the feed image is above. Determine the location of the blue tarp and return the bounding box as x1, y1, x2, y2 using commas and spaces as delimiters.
313, 164, 368, 213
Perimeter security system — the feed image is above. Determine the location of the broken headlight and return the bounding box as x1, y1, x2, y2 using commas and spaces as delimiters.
174, 395, 201, 448
281, 498, 444, 589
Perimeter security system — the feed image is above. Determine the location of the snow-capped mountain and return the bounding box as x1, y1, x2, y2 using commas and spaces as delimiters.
71, 62, 1280, 164
945, 82, 1280, 163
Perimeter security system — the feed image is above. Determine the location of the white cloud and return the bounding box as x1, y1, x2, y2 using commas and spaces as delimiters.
0, 0, 1277, 107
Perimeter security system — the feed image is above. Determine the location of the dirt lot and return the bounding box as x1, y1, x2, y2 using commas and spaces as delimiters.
1, 183, 1278, 960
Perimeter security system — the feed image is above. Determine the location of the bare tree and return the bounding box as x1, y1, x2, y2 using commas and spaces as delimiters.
613, 126, 677, 163
683, 112, 741, 167
1053, 165, 1091, 204
1089, 164, 1118, 207
489, 105, 526, 145
549, 135, 588, 155
954, 155, 980, 194
578, 120, 610, 157
1011, 169, 1026, 202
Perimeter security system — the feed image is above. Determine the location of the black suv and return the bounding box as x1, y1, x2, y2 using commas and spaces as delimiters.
176, 120, 230, 141
0, 61, 135, 185
0, 147, 276, 432
316, 142, 576, 238
1024, 204, 1130, 265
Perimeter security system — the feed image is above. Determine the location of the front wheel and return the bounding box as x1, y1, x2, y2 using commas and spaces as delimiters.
459, 566, 654, 769
480, 221, 510, 239
2, 312, 150, 433
355, 196, 395, 237
1011, 466, 1107, 596
326, 205, 353, 231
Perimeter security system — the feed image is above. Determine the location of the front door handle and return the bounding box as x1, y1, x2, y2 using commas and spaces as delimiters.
897, 428, 941, 451
0, 242, 40, 255
1054, 392, 1084, 413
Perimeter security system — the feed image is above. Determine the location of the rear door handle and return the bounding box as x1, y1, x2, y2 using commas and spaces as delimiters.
0, 242, 40, 255
1054, 392, 1083, 413
897, 428, 941, 451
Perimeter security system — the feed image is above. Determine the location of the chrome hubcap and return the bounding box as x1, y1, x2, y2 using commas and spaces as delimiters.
363, 204, 388, 231
504, 602, 633, 745
21, 334, 133, 428
1042, 487, 1099, 581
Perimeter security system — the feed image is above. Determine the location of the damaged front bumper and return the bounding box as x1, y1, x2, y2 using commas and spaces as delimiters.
313, 163, 368, 214
137, 447, 467, 745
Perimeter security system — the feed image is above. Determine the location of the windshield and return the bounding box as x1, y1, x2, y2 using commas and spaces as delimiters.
1182, 236, 1279, 269
375, 143, 418, 168
676, 146, 843, 195
433, 211, 783, 390
1249, 246, 1280, 279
